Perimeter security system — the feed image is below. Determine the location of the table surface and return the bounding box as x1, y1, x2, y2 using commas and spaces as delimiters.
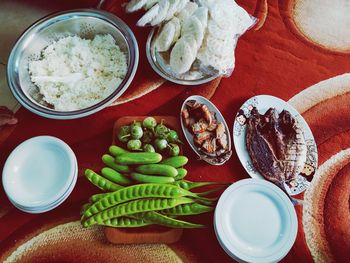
0, 0, 349, 262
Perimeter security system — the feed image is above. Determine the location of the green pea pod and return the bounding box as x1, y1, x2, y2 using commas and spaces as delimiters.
174, 180, 230, 191
160, 156, 188, 168
101, 167, 132, 185
89, 192, 109, 203
160, 203, 213, 216
83, 197, 193, 227
130, 172, 175, 184
109, 145, 128, 156
174, 168, 187, 180
80, 203, 91, 216
100, 217, 151, 228
83, 183, 201, 220
84, 169, 123, 192
115, 152, 162, 165
138, 211, 205, 228
136, 164, 178, 177
102, 154, 131, 173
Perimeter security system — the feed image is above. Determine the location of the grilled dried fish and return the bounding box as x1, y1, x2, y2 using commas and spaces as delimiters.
246, 107, 307, 184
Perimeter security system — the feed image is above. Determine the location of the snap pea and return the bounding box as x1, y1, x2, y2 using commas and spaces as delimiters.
101, 217, 151, 227
160, 203, 213, 216
160, 156, 188, 168
84, 169, 123, 192
101, 167, 132, 185
115, 152, 162, 165
138, 211, 205, 228
174, 180, 229, 191
136, 164, 178, 177
109, 145, 128, 156
83, 184, 202, 219
102, 154, 131, 173
80, 203, 91, 216
195, 186, 227, 197
89, 192, 109, 203
83, 197, 193, 227
130, 172, 175, 184
174, 168, 187, 180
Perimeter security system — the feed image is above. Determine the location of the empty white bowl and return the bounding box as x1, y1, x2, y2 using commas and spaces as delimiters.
2, 136, 77, 212
214, 179, 298, 263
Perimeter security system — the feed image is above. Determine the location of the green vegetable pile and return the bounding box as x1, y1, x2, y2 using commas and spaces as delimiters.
81, 145, 228, 229
117, 117, 182, 157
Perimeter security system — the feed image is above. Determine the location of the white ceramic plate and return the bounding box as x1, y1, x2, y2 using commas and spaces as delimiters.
2, 136, 77, 208
233, 95, 318, 195
180, 95, 232, 165
214, 179, 298, 263
9, 161, 77, 213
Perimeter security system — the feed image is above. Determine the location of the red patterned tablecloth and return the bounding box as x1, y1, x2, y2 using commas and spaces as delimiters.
0, 0, 349, 262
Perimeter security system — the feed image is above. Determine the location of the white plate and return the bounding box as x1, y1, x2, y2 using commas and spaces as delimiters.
180, 95, 232, 165
9, 161, 77, 213
233, 95, 318, 195
2, 136, 77, 208
214, 179, 298, 263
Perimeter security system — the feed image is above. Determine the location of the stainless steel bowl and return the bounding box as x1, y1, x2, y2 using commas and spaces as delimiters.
146, 28, 219, 86
7, 9, 139, 119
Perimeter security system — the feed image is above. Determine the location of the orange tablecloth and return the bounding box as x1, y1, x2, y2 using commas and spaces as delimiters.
1, 0, 349, 262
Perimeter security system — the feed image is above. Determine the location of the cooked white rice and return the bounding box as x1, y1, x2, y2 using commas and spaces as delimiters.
28, 34, 127, 111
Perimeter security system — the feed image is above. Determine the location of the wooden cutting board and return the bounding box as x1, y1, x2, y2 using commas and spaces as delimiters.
105, 116, 184, 244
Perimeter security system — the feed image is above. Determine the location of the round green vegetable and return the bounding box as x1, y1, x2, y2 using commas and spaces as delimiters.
131, 125, 143, 140
142, 130, 153, 143
142, 117, 157, 129
102, 154, 131, 173
167, 130, 181, 143
143, 144, 155, 152
84, 169, 123, 192
136, 164, 178, 177
117, 126, 130, 143
154, 138, 168, 151
160, 156, 188, 168
130, 121, 142, 128
83, 197, 193, 227
130, 172, 175, 184
168, 143, 180, 156
154, 121, 169, 139
101, 167, 132, 185
127, 139, 142, 150
115, 152, 162, 165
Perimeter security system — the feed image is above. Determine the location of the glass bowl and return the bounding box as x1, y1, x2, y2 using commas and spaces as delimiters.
7, 9, 139, 119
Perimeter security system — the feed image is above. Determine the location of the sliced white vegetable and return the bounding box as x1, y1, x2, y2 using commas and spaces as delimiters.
176, 1, 198, 23
165, 0, 180, 21
170, 38, 196, 74
181, 16, 204, 49
137, 3, 159, 26
154, 21, 176, 52
193, 7, 209, 29
150, 0, 170, 26
172, 17, 181, 42
144, 0, 159, 10
126, 0, 148, 13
